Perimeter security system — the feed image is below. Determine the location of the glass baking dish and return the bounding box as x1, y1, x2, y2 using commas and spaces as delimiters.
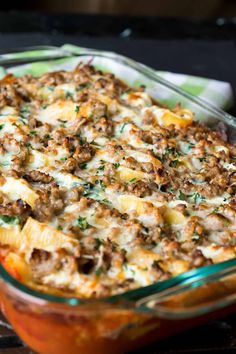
0, 46, 236, 354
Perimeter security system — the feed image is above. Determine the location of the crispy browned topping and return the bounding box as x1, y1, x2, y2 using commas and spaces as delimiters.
0, 63, 235, 298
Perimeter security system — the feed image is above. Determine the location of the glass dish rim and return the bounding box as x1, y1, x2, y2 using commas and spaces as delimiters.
0, 45, 236, 307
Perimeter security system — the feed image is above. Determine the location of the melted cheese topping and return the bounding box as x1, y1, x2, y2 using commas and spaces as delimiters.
0, 64, 235, 299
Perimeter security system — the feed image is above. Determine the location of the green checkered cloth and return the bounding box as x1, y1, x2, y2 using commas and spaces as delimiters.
62, 44, 234, 111
0, 44, 233, 111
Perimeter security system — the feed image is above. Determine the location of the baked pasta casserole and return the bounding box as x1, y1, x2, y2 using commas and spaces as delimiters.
0, 64, 235, 298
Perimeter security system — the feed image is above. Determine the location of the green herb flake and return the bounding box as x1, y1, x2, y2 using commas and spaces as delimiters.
75, 105, 80, 113
102, 198, 111, 205
48, 86, 55, 92
198, 157, 206, 162
119, 122, 128, 134
57, 225, 63, 231
187, 143, 195, 151
20, 117, 27, 125
20, 105, 29, 114
77, 83, 89, 91
29, 130, 37, 136
94, 238, 104, 250
65, 91, 73, 99
58, 119, 68, 128
95, 267, 104, 276
192, 232, 201, 242
212, 207, 219, 213
76, 216, 90, 231
128, 178, 137, 184
80, 163, 87, 170
95, 180, 106, 190
177, 190, 186, 201
82, 182, 95, 197
190, 192, 206, 204
164, 147, 182, 159
97, 165, 105, 172
170, 159, 179, 168
90, 140, 99, 146
0, 124, 4, 130
113, 163, 120, 169
0, 215, 20, 225
26, 142, 33, 148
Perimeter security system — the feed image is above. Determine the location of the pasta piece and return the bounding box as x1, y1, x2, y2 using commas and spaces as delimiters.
21, 217, 79, 253
0, 177, 38, 208
161, 109, 193, 128
116, 166, 146, 183
163, 208, 186, 225
38, 101, 78, 125
0, 226, 21, 248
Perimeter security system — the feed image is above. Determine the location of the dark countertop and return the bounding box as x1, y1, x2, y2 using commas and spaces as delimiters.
0, 11, 236, 354
0, 12, 235, 113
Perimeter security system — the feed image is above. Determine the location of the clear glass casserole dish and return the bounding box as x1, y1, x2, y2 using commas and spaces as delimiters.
0, 46, 236, 354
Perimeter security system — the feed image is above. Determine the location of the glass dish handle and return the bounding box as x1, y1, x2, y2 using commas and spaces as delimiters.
135, 258, 236, 319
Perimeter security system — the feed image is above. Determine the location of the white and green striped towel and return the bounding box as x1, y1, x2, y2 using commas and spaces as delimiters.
0, 44, 233, 111
62, 44, 234, 111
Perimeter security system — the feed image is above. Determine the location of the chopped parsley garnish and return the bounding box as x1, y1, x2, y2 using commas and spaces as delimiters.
113, 163, 120, 169
65, 91, 73, 99
26, 142, 33, 148
95, 267, 104, 276
82, 182, 95, 197
177, 190, 186, 201
190, 192, 206, 204
120, 122, 128, 134
29, 130, 37, 136
128, 178, 137, 184
76, 216, 90, 230
80, 163, 87, 169
90, 140, 99, 146
76, 133, 85, 146
164, 147, 176, 155
48, 86, 55, 92
77, 83, 89, 91
57, 225, 63, 231
58, 119, 67, 128
192, 232, 201, 242
0, 124, 4, 130
212, 207, 219, 213
164, 147, 182, 160
101, 198, 111, 205
60, 157, 67, 161
0, 215, 20, 225
75, 105, 80, 113
96, 165, 105, 173
20, 105, 29, 114
170, 159, 179, 168
20, 105, 30, 121
187, 143, 195, 151
19, 117, 27, 125
42, 104, 48, 109
95, 179, 106, 190
176, 190, 205, 204
198, 157, 206, 162
94, 238, 104, 250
